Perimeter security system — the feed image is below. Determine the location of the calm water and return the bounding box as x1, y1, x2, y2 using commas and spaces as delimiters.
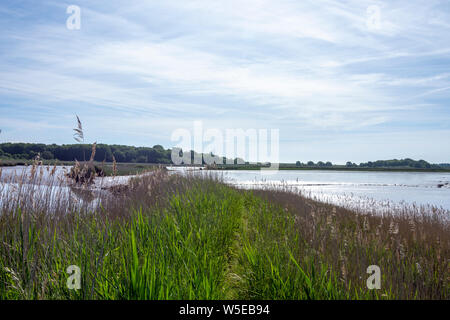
0, 165, 136, 187
0, 165, 71, 184
187, 169, 450, 213
0, 166, 131, 211
2, 166, 450, 214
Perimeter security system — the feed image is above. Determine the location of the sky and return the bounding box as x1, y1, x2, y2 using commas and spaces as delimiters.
0, 0, 449, 164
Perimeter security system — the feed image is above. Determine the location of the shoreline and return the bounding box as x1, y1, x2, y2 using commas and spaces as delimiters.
3, 162, 450, 175
207, 166, 450, 173
2, 159, 450, 173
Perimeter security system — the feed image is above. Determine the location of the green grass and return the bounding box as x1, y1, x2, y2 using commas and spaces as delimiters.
0, 175, 244, 299
0, 171, 448, 299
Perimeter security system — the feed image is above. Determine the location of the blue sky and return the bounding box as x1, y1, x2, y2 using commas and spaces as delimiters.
0, 0, 449, 163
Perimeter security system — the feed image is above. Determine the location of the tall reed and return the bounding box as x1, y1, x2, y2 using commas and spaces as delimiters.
0, 167, 448, 299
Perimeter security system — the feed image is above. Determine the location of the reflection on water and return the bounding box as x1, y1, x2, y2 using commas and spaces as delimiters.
69, 186, 96, 203
0, 165, 103, 212
0, 165, 71, 184
0, 165, 151, 213
2, 166, 450, 215
184, 169, 450, 213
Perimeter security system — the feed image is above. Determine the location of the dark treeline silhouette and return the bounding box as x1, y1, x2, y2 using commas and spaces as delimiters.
0, 143, 447, 168
296, 158, 444, 169
357, 159, 440, 169
0, 143, 243, 165
0, 143, 172, 163
296, 161, 333, 167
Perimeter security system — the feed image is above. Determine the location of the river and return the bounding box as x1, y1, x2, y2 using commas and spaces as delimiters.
2, 166, 450, 215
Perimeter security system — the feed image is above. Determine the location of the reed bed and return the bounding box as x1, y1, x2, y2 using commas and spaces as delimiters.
0, 167, 448, 299
241, 188, 449, 299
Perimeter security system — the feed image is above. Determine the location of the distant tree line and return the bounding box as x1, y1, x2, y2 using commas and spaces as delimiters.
0, 143, 246, 165
357, 159, 441, 169
295, 161, 333, 167
0, 143, 446, 168
0, 143, 172, 164
295, 158, 444, 169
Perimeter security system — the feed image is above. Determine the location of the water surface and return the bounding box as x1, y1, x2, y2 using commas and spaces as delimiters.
191, 169, 450, 213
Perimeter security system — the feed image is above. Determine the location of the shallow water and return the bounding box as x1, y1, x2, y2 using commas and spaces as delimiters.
0, 165, 136, 188
0, 165, 71, 184
0, 165, 155, 211
3, 166, 450, 215
180, 169, 450, 213
0, 166, 127, 212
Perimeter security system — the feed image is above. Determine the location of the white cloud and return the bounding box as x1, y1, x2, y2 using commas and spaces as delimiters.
0, 0, 449, 161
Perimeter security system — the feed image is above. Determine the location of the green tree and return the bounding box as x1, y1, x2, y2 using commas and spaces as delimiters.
41, 151, 54, 160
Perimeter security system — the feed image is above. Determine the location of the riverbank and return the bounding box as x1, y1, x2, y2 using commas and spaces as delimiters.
3, 159, 450, 173
0, 169, 448, 299
0, 160, 161, 176
209, 165, 450, 172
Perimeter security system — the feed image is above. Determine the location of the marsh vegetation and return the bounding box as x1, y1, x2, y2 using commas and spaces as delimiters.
0, 164, 448, 299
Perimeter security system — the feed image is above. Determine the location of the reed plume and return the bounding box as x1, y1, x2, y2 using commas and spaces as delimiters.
73, 115, 84, 143
112, 154, 117, 177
